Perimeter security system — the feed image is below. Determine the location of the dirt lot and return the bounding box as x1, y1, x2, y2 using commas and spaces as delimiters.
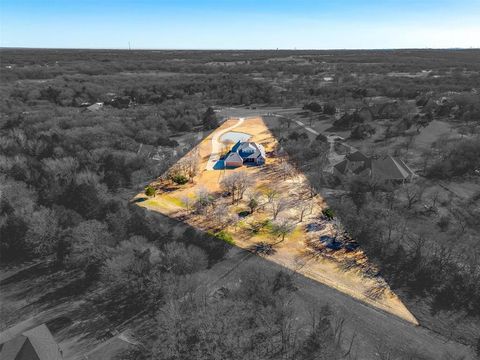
135, 116, 417, 324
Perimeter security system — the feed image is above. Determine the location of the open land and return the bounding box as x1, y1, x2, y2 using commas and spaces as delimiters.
135, 116, 418, 323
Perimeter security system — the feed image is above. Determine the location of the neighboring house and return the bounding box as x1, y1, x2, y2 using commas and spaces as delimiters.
333, 150, 415, 184
224, 141, 266, 168
137, 143, 157, 158
371, 156, 416, 183
357, 106, 375, 122
333, 151, 371, 179
85, 102, 104, 112
0, 324, 63, 360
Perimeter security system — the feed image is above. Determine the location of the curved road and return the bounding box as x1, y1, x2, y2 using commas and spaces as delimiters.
205, 117, 245, 170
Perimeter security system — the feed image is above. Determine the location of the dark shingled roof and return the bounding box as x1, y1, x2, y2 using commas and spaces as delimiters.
333, 159, 348, 174
345, 151, 369, 162
372, 155, 415, 180
0, 324, 63, 360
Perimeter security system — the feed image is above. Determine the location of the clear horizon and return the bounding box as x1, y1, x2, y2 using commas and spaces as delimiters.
1, 0, 480, 49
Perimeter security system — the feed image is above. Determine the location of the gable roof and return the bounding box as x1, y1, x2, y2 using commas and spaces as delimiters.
0, 335, 30, 360
335, 153, 415, 180
333, 159, 348, 174
235, 141, 266, 159
231, 141, 242, 152
225, 151, 243, 163
0, 324, 62, 360
372, 155, 415, 180
345, 151, 369, 163
86, 102, 103, 112
238, 142, 257, 153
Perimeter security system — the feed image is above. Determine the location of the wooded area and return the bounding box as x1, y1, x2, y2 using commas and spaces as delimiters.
1, 48, 479, 359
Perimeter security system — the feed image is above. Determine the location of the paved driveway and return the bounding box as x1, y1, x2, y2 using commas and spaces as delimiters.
205, 117, 245, 170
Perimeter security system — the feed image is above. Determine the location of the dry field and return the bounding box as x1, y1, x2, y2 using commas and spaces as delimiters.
135, 116, 418, 324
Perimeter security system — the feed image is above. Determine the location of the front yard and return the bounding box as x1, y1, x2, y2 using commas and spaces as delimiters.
135, 116, 418, 324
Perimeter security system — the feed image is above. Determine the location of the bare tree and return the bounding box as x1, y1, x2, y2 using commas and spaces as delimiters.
271, 218, 296, 244
185, 150, 199, 180
181, 195, 193, 211
402, 182, 425, 209
168, 149, 199, 182
270, 197, 289, 220
220, 171, 253, 204
296, 198, 313, 222
194, 186, 213, 214
278, 160, 294, 181
449, 205, 469, 234
212, 203, 230, 228
265, 186, 280, 204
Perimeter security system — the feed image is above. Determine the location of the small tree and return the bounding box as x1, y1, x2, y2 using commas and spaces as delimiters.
323, 103, 336, 115
212, 203, 230, 228
194, 187, 213, 214
220, 171, 253, 204
322, 208, 334, 220
145, 185, 156, 197
271, 219, 296, 244
181, 195, 193, 211
171, 174, 189, 185
265, 186, 280, 204
248, 198, 258, 214
214, 230, 235, 245
297, 199, 312, 222
278, 161, 294, 181
403, 183, 424, 209
202, 107, 218, 130
303, 102, 323, 113
270, 197, 289, 220
437, 215, 450, 232
347, 177, 370, 213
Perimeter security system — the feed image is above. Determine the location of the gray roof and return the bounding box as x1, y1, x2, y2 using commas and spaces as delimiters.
225, 151, 243, 163
0, 324, 63, 360
333, 159, 348, 173
372, 156, 415, 180
345, 151, 369, 162
237, 142, 265, 159
335, 153, 415, 180
86, 102, 104, 112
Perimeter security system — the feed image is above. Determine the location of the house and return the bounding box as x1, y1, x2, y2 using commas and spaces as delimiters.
85, 102, 104, 112
371, 155, 416, 183
333, 151, 371, 179
0, 324, 63, 360
333, 150, 415, 184
224, 141, 266, 168
357, 106, 375, 122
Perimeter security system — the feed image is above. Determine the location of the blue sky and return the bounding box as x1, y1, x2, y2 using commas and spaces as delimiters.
1, 0, 479, 49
